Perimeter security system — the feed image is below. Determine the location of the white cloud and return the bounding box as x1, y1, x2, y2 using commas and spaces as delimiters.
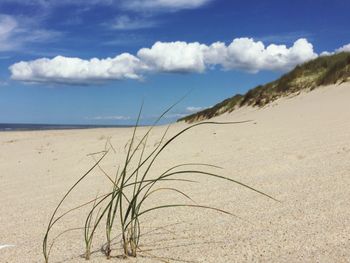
0, 0, 113, 7
164, 106, 203, 119
319, 43, 350, 57
120, 0, 212, 11
186, 106, 203, 113
0, 15, 60, 52
9, 38, 320, 85
10, 54, 147, 84
138, 41, 208, 73
320, 51, 332, 57
205, 38, 317, 72
164, 113, 187, 119
2, 0, 212, 12
89, 115, 131, 120
138, 38, 317, 74
110, 15, 157, 30
0, 15, 17, 51
256, 32, 311, 44
336, 43, 350, 53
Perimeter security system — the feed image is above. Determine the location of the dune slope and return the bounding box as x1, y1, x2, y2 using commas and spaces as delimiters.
0, 83, 350, 262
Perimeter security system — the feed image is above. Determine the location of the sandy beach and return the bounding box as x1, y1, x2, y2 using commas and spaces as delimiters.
1, 83, 350, 263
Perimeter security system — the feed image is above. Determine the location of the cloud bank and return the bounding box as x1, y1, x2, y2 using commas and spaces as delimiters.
10, 54, 147, 84
206, 38, 317, 72
10, 38, 320, 84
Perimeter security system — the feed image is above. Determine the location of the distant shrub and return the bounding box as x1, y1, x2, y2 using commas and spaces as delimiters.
318, 53, 350, 85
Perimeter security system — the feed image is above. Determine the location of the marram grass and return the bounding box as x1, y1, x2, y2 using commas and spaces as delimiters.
43, 104, 277, 263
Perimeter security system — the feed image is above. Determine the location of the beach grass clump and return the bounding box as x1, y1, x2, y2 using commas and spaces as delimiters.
42, 104, 277, 263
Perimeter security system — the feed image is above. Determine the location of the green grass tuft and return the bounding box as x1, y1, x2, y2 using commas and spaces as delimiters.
42, 105, 277, 262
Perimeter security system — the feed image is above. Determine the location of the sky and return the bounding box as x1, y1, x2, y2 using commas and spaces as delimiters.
0, 0, 349, 125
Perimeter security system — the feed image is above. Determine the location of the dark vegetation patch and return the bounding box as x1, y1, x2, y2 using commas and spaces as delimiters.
179, 52, 350, 123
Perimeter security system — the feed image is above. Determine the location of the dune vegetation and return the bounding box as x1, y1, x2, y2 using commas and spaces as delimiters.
179, 52, 350, 123
42, 106, 276, 263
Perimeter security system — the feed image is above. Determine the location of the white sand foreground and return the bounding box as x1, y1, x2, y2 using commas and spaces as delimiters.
1, 83, 350, 263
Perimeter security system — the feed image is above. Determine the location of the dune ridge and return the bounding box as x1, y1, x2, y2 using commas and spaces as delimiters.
179, 52, 350, 123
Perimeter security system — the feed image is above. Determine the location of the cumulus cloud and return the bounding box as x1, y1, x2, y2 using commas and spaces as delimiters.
138, 38, 317, 74
10, 54, 147, 84
320, 51, 332, 57
9, 38, 320, 85
319, 43, 350, 57
336, 43, 350, 53
205, 38, 317, 72
138, 41, 208, 73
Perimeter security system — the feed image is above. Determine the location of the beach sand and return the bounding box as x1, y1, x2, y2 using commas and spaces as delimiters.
1, 83, 350, 263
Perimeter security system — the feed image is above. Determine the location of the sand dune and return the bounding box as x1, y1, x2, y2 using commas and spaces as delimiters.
1, 83, 350, 262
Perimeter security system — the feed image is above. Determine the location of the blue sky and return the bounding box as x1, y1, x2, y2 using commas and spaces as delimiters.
0, 0, 349, 125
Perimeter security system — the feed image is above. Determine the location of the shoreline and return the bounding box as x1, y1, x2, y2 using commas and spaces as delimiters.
0, 123, 136, 132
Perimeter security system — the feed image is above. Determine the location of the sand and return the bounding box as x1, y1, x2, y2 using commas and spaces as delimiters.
1, 83, 350, 263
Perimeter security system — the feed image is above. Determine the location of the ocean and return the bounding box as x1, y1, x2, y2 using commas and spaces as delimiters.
0, 123, 132, 132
